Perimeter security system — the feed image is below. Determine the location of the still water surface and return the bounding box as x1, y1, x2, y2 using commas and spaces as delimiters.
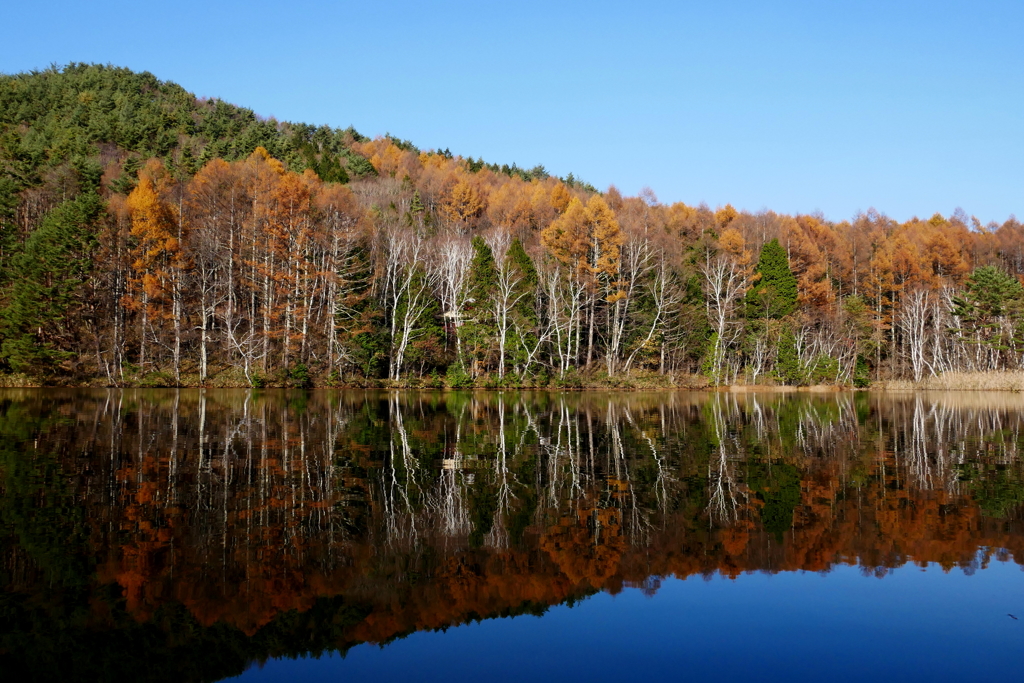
1, 389, 1022, 681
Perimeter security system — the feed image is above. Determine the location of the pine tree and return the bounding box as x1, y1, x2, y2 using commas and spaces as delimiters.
467, 236, 497, 305
775, 328, 803, 385
463, 236, 497, 375
502, 238, 540, 374
1, 192, 102, 373
747, 238, 798, 319
0, 177, 18, 297
952, 265, 1024, 352
508, 238, 538, 321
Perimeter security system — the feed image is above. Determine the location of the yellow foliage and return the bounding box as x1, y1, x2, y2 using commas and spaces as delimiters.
541, 197, 588, 270
550, 182, 572, 213
715, 203, 738, 228
587, 195, 622, 279
441, 178, 486, 225
541, 195, 622, 282
487, 182, 533, 230
718, 227, 745, 257
369, 143, 406, 178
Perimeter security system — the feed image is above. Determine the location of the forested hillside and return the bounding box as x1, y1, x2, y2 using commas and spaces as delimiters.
1, 63, 1023, 387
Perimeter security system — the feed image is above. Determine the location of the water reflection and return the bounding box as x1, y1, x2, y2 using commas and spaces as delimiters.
1, 389, 1023, 681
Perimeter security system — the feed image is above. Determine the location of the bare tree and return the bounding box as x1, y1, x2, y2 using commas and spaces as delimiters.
700, 251, 749, 384
381, 228, 434, 381
485, 229, 529, 378
430, 235, 473, 363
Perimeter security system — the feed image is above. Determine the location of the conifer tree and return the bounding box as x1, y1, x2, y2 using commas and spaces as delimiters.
467, 236, 496, 305
775, 328, 803, 385
508, 238, 538, 320
1, 192, 102, 373
463, 236, 497, 375
747, 238, 798, 319
0, 177, 17, 296
951, 265, 1024, 352
504, 238, 541, 374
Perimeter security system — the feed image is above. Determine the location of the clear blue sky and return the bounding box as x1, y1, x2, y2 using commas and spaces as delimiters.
3, 0, 1022, 224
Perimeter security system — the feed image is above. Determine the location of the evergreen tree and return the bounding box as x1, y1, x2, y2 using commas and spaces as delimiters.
503, 238, 540, 373
508, 238, 538, 322
0, 192, 102, 374
746, 238, 798, 319
775, 328, 803, 385
0, 177, 18, 295
467, 236, 497, 310
951, 265, 1024, 351
462, 236, 497, 374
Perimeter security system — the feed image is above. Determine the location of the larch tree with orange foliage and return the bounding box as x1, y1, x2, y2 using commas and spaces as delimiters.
126, 161, 184, 379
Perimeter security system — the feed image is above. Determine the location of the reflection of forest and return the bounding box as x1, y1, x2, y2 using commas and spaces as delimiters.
2, 389, 1024, 682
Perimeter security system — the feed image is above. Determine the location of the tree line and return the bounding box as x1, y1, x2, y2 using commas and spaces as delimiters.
3, 64, 1024, 387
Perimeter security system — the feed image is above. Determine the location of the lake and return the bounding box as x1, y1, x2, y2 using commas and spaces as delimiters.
1, 389, 1022, 682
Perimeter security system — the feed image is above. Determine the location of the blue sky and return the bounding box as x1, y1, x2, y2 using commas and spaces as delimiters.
3, 0, 1022, 223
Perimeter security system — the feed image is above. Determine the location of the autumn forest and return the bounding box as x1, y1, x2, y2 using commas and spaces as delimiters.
2, 64, 1024, 387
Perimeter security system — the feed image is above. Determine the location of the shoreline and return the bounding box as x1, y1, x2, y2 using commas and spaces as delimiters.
2, 374, 1023, 392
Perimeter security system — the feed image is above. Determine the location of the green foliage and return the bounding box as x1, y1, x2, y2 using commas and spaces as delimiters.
0, 177, 23, 304
0, 191, 102, 374
467, 236, 497, 307
952, 266, 1024, 351
468, 487, 498, 548
700, 332, 719, 380
138, 371, 174, 388
345, 153, 377, 178
459, 236, 498, 371
561, 172, 597, 193
807, 354, 839, 384
0, 63, 370, 193
953, 266, 1024, 320
288, 363, 312, 388
853, 354, 871, 388
958, 463, 1024, 518
775, 329, 803, 385
748, 461, 802, 541
504, 238, 540, 372
352, 329, 387, 378
445, 363, 473, 388
410, 190, 425, 216
746, 239, 798, 319
508, 238, 538, 291
555, 367, 583, 388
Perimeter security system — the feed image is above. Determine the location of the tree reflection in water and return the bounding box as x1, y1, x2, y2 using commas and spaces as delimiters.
1, 389, 1023, 681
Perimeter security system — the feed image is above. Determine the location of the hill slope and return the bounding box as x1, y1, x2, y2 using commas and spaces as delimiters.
0, 63, 1022, 389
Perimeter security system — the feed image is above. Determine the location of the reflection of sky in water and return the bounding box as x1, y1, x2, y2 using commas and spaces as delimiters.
5, 389, 1024, 681
238, 561, 1024, 683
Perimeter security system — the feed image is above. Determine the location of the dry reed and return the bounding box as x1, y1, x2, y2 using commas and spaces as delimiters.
880, 371, 1024, 392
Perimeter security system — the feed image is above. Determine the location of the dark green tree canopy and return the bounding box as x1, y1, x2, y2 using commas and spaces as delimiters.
0, 63, 367, 191
952, 266, 1024, 323
951, 266, 1024, 351
1, 191, 103, 373
746, 238, 798, 319
467, 236, 497, 309
507, 238, 538, 323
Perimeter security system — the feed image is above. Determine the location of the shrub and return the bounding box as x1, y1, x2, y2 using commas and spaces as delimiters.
445, 364, 473, 388
288, 364, 312, 388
